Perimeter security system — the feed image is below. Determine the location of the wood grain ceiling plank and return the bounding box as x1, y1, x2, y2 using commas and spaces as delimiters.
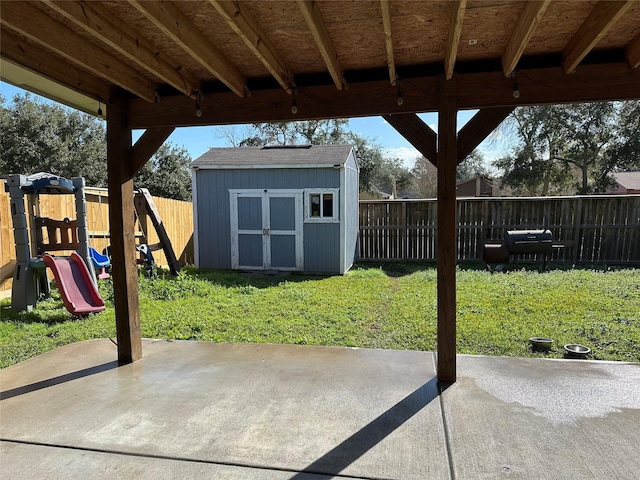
380, 0, 396, 85
44, 0, 200, 97
563, 1, 633, 73
445, 0, 467, 80
209, 0, 294, 94
1, 1, 157, 102
128, 0, 246, 97
626, 33, 640, 69
502, 0, 551, 77
296, 0, 344, 90
1, 29, 113, 104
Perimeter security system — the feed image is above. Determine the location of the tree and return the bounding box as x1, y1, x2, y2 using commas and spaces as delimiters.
371, 157, 414, 197
495, 101, 640, 195
603, 101, 640, 183
411, 155, 437, 198
134, 144, 192, 201
238, 119, 350, 146
457, 150, 491, 181
232, 119, 394, 193
558, 102, 616, 194
1, 93, 194, 200
412, 149, 491, 199
0, 93, 107, 186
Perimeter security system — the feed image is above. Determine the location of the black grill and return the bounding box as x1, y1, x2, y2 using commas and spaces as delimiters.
503, 229, 553, 255
484, 229, 554, 270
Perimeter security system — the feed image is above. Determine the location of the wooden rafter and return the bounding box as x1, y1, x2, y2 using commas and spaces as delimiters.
626, 33, 640, 69
502, 0, 551, 77
128, 0, 246, 97
1, 2, 157, 103
1, 30, 113, 104
43, 1, 199, 98
457, 107, 514, 163
382, 114, 437, 166
209, 0, 294, 94
296, 0, 344, 90
380, 0, 396, 85
444, 0, 467, 80
563, 1, 633, 74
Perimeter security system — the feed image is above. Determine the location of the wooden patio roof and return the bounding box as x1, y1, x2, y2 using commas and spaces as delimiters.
2, 1, 639, 122
2, 1, 639, 383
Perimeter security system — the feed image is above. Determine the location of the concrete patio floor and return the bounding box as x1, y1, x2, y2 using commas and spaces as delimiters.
1, 339, 639, 479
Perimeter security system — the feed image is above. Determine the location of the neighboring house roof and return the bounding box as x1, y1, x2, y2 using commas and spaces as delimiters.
456, 175, 496, 197
611, 172, 640, 191
192, 144, 354, 169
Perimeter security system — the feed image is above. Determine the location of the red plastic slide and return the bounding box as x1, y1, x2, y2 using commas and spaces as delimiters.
43, 252, 105, 316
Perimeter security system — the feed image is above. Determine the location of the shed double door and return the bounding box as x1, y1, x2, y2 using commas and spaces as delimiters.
230, 190, 303, 271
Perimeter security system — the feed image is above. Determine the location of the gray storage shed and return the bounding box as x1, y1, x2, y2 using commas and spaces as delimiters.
192, 144, 359, 274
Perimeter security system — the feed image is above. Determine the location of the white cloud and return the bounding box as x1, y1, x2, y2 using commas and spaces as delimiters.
385, 146, 421, 169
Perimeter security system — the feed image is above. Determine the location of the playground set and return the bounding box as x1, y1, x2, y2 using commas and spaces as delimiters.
4, 173, 181, 316
5, 173, 107, 316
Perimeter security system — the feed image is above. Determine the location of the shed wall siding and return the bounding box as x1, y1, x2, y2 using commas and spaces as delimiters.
195, 168, 341, 270
303, 223, 340, 273
344, 152, 360, 269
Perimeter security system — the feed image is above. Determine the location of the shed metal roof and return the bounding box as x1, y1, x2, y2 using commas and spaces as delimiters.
192, 144, 354, 168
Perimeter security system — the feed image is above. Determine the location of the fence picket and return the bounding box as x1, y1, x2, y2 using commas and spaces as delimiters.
358, 196, 640, 265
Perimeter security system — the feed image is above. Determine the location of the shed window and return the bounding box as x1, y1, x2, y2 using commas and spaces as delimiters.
305, 189, 339, 222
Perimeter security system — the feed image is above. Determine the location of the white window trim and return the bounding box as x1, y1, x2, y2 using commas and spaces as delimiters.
304, 188, 340, 223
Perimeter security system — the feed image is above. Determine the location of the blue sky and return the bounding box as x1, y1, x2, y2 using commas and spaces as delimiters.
1, 81, 505, 169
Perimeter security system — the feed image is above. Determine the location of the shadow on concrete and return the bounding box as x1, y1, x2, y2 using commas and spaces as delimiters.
292, 376, 442, 478
0, 361, 119, 401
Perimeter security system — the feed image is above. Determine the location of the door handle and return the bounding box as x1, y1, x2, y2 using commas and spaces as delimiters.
263, 229, 270, 236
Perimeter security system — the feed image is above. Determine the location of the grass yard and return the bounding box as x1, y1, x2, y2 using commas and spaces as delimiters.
1, 264, 639, 368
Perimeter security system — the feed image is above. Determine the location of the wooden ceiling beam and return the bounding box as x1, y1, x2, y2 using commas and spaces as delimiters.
445, 0, 467, 80
43, 0, 199, 98
128, 0, 246, 97
563, 1, 633, 73
502, 0, 551, 77
626, 33, 640, 69
209, 0, 294, 94
126, 62, 639, 129
296, 0, 344, 90
1, 2, 157, 103
1, 30, 113, 104
380, 0, 397, 85
383, 114, 437, 166
457, 107, 514, 163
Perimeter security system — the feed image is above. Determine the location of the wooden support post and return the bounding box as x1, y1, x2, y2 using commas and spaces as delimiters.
437, 76, 458, 383
107, 97, 142, 365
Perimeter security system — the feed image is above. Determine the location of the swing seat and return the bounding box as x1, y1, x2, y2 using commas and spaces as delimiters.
88, 247, 110, 268
88, 247, 111, 279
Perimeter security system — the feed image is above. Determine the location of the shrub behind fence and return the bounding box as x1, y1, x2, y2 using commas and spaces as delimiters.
359, 195, 640, 265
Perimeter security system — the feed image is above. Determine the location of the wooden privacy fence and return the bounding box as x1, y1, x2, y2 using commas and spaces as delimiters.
359, 195, 640, 265
1, 187, 194, 292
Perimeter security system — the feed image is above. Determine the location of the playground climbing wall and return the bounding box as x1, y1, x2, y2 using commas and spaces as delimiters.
0, 186, 194, 292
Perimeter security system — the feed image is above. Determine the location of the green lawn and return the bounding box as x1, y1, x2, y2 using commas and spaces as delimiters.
1, 264, 639, 368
